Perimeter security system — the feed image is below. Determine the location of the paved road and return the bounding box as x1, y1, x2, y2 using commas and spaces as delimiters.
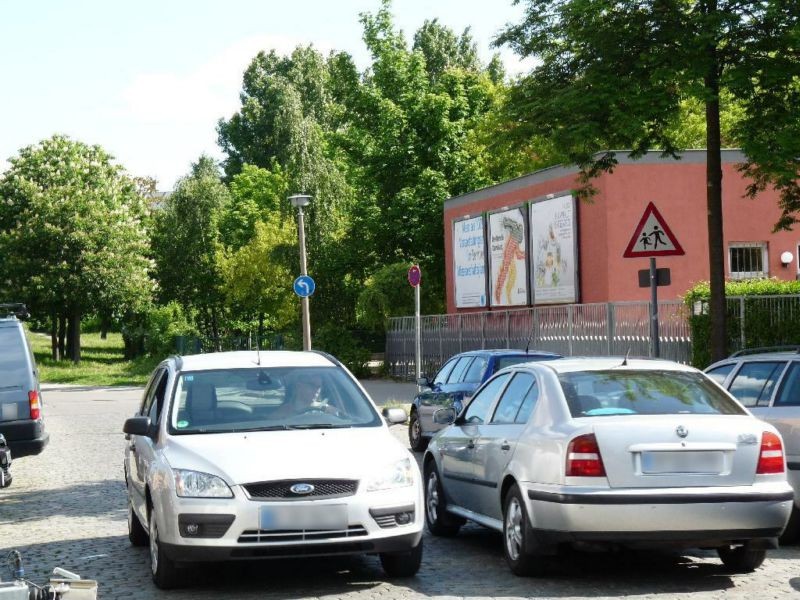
1, 383, 800, 599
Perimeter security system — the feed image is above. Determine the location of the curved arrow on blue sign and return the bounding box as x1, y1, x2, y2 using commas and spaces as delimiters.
293, 275, 316, 297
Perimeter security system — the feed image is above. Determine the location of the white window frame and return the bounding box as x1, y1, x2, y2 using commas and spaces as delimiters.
728, 242, 768, 280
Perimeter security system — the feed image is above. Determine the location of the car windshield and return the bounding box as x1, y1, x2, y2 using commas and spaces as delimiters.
168, 367, 382, 433
558, 370, 747, 417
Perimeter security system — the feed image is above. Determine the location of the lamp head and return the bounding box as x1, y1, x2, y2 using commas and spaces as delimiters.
288, 194, 312, 209
780, 251, 793, 266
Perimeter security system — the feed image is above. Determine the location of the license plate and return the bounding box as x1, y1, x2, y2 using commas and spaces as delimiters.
259, 504, 348, 531
641, 451, 724, 474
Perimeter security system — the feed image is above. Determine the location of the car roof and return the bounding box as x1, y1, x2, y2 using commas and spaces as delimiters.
457, 349, 561, 358
174, 351, 337, 372
521, 356, 697, 374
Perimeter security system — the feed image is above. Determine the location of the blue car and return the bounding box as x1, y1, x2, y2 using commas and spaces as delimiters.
408, 349, 561, 451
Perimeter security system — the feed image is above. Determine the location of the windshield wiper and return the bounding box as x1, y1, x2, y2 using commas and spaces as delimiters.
185, 425, 290, 434
287, 423, 352, 429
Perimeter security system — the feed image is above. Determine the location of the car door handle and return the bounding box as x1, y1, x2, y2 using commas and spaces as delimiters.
500, 440, 511, 451
467, 439, 475, 449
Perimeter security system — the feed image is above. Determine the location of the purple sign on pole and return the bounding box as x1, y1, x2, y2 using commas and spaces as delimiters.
408, 265, 421, 287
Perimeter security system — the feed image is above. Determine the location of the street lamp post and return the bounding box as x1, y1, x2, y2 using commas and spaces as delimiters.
289, 194, 313, 351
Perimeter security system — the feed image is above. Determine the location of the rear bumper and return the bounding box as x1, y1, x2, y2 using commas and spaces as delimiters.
524, 483, 793, 547
0, 420, 48, 457
161, 530, 422, 562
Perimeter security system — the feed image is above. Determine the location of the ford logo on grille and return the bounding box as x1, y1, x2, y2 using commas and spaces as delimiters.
676, 425, 688, 438
290, 483, 315, 495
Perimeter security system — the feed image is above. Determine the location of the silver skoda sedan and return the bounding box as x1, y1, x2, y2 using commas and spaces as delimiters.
423, 358, 793, 576
123, 351, 423, 589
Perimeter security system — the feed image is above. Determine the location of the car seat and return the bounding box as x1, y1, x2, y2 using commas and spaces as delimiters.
186, 381, 218, 426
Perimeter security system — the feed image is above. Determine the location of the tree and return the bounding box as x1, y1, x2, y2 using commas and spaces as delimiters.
0, 135, 152, 362
151, 155, 229, 339
497, 0, 800, 362
219, 164, 288, 249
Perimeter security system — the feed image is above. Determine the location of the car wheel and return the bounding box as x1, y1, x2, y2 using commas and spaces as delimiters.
149, 510, 182, 589
408, 411, 428, 452
503, 484, 546, 576
128, 499, 149, 547
779, 505, 799, 545
717, 544, 767, 573
380, 539, 423, 577
424, 463, 463, 536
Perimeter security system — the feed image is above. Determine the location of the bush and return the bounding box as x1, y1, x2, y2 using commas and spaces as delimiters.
121, 303, 198, 360
313, 324, 371, 379
684, 279, 800, 368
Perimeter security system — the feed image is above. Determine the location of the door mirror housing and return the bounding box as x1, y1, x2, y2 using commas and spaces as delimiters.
417, 376, 431, 388
382, 407, 408, 425
123, 416, 154, 438
433, 407, 456, 425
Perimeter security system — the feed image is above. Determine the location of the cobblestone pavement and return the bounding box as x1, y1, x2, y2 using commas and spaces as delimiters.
1, 383, 799, 599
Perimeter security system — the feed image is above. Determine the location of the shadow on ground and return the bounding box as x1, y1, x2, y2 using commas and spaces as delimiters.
0, 479, 126, 523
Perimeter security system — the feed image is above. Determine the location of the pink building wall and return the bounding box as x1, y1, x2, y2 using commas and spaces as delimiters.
444, 151, 799, 313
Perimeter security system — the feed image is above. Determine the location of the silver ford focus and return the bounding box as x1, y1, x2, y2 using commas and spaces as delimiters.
123, 351, 423, 589
423, 357, 793, 576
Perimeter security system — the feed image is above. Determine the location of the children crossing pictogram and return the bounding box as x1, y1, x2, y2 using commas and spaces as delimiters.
623, 202, 685, 258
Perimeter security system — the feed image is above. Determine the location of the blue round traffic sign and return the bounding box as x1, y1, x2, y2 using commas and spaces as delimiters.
293, 275, 316, 297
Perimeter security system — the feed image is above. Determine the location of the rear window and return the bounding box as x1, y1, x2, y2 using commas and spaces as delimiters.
558, 370, 746, 417
0, 327, 29, 381
495, 355, 554, 371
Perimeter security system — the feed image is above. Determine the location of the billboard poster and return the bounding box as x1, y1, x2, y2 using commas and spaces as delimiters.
530, 195, 578, 304
488, 207, 528, 307
453, 216, 487, 308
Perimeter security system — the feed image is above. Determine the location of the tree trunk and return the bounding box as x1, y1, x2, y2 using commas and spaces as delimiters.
68, 310, 81, 363
100, 313, 110, 340
258, 312, 265, 349
50, 313, 59, 361
705, 12, 727, 363
57, 314, 67, 361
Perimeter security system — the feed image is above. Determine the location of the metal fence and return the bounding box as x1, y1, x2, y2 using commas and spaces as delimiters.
386, 301, 692, 379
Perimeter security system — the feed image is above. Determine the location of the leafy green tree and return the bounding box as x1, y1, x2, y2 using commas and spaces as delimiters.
151, 155, 229, 339
0, 135, 152, 362
219, 164, 288, 249
356, 262, 416, 331
497, 0, 800, 362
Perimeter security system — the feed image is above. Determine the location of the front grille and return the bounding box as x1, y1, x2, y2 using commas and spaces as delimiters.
237, 525, 368, 544
243, 479, 358, 501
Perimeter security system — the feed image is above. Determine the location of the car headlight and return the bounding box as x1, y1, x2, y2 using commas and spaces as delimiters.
174, 469, 233, 498
366, 458, 415, 492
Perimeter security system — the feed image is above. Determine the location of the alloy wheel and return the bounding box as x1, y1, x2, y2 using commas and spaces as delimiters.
426, 471, 440, 522
149, 515, 159, 575
505, 496, 524, 562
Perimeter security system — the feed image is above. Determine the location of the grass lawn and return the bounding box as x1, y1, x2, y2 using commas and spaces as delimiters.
27, 330, 160, 387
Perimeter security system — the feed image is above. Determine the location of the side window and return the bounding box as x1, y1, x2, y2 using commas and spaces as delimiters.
447, 357, 474, 384
774, 363, 800, 407
515, 380, 540, 424
139, 370, 162, 416
433, 359, 458, 386
728, 362, 787, 407
462, 356, 488, 384
463, 373, 510, 425
147, 371, 169, 423
706, 364, 736, 385
491, 373, 535, 424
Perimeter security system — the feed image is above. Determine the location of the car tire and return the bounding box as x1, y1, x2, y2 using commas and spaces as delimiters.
423, 463, 463, 536
779, 505, 799, 545
149, 510, 182, 589
128, 499, 149, 547
717, 544, 767, 573
503, 484, 547, 577
408, 411, 428, 452
380, 539, 423, 577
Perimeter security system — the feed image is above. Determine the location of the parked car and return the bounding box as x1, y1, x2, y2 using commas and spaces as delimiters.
423, 357, 793, 576
0, 304, 48, 459
408, 349, 561, 451
706, 347, 800, 542
123, 350, 423, 589
0, 433, 11, 487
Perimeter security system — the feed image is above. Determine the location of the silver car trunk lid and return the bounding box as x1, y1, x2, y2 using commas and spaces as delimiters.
591, 415, 765, 488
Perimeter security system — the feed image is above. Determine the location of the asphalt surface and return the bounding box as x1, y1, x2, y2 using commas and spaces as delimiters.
1, 382, 800, 599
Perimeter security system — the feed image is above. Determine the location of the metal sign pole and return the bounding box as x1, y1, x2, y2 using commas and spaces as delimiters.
297, 206, 312, 351
650, 257, 660, 358
415, 284, 421, 383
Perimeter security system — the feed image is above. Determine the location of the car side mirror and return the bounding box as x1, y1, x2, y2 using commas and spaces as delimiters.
417, 376, 431, 388
433, 407, 456, 425
382, 407, 407, 425
123, 416, 154, 438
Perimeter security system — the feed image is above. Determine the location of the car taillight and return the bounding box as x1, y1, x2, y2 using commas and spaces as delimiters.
29, 390, 41, 420
566, 433, 606, 477
756, 431, 784, 474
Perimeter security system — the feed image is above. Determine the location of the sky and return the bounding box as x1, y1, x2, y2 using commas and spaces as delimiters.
0, 0, 531, 190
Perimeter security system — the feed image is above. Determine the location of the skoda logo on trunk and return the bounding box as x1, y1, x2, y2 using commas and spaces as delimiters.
675, 425, 688, 438
290, 483, 315, 495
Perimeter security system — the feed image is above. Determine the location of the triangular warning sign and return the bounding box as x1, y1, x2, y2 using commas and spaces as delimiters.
623, 202, 685, 258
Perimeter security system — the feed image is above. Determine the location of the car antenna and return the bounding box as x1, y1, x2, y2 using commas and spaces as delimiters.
256, 333, 262, 366
524, 320, 535, 354
621, 348, 631, 366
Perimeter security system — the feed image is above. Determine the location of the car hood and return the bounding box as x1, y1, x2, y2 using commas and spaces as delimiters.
161, 426, 410, 485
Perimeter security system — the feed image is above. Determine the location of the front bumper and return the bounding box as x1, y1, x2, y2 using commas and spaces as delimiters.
524, 482, 793, 548
152, 483, 424, 563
